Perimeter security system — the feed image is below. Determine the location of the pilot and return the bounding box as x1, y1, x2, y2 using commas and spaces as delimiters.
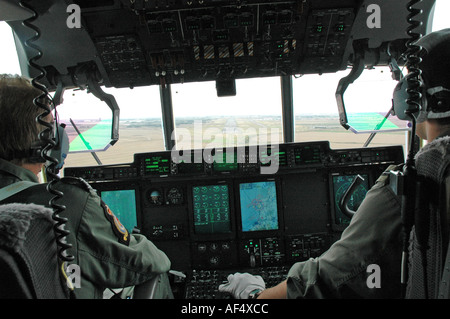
219, 28, 450, 299
0, 74, 173, 299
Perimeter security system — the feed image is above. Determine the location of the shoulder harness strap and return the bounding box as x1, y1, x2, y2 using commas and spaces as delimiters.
0, 181, 37, 203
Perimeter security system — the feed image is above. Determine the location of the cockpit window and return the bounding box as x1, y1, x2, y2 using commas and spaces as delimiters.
293, 67, 407, 150
59, 85, 164, 167
0, 0, 448, 168
171, 77, 283, 151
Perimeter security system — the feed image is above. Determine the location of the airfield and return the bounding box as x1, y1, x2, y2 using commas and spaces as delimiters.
63, 115, 407, 168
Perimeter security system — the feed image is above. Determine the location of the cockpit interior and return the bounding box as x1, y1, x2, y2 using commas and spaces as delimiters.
0, 0, 444, 300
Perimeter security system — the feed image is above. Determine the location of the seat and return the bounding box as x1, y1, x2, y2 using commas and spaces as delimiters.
133, 272, 174, 299
0, 203, 70, 299
133, 275, 162, 299
405, 139, 450, 299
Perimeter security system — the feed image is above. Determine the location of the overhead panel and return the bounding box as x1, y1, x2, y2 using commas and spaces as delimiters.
82, 0, 358, 88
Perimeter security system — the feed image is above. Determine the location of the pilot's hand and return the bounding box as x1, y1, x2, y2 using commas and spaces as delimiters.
218, 272, 265, 299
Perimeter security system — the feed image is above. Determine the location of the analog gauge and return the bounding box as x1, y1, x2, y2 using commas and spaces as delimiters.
148, 189, 163, 205
167, 187, 184, 205
197, 243, 207, 253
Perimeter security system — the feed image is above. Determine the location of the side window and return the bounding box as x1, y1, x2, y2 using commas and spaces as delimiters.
0, 22, 21, 74
293, 67, 407, 153
59, 86, 164, 168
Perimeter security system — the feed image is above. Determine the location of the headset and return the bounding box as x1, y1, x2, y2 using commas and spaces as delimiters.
47, 123, 70, 172
392, 28, 450, 124
27, 103, 70, 174
392, 76, 422, 122
392, 76, 450, 123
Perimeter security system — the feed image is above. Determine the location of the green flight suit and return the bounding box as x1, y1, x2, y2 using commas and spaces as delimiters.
0, 159, 172, 299
286, 166, 403, 298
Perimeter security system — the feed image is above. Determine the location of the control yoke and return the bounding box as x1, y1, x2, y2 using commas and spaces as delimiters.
339, 174, 365, 219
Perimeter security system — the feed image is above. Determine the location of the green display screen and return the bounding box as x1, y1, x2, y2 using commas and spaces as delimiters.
192, 184, 231, 234
101, 189, 138, 232
213, 151, 238, 172
143, 155, 170, 175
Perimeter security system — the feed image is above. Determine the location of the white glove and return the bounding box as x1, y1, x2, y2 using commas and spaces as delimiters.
218, 272, 265, 299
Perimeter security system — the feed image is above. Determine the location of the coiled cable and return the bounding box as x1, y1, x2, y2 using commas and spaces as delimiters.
19, 0, 75, 291
405, 0, 423, 160
400, 0, 427, 299
406, 0, 431, 299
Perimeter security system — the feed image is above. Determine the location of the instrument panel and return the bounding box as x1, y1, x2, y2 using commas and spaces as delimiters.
64, 141, 404, 274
